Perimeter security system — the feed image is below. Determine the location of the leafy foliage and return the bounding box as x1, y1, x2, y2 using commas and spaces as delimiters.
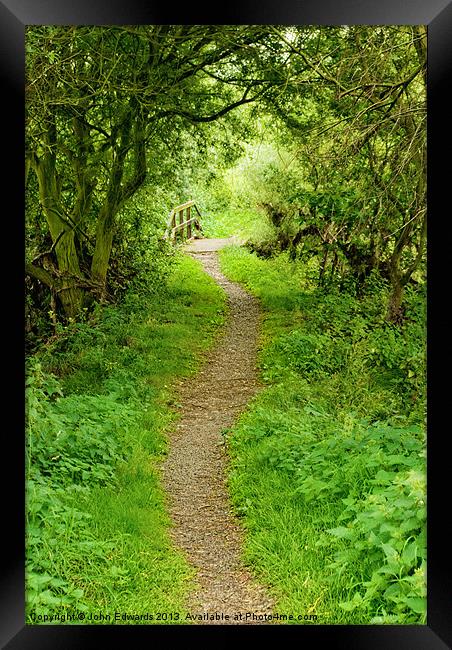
26, 25, 425, 328
25, 360, 123, 613
327, 459, 426, 623
220, 245, 426, 624
24, 24, 427, 625
25, 25, 275, 320
269, 330, 349, 378
25, 254, 226, 621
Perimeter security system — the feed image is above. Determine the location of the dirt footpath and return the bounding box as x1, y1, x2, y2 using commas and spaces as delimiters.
161, 243, 275, 625
183, 236, 240, 253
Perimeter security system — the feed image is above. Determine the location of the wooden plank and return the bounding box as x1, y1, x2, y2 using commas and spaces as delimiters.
193, 204, 203, 235
178, 209, 185, 242
164, 202, 202, 241
163, 209, 175, 239
173, 200, 195, 212
170, 217, 199, 233
187, 206, 191, 239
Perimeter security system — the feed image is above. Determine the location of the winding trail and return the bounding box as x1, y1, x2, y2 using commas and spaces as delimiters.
161, 238, 274, 625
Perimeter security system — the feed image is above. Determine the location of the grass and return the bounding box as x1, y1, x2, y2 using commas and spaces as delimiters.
25, 252, 227, 624
201, 206, 274, 242
25, 239, 426, 625
218, 245, 426, 625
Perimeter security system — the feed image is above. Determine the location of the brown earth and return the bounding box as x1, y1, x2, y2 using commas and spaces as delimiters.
160, 240, 275, 625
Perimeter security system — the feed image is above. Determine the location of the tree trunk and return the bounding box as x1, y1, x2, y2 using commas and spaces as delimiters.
32, 153, 84, 318
319, 246, 329, 285
54, 230, 85, 318
387, 273, 404, 323
386, 205, 426, 324
90, 107, 146, 298
91, 203, 116, 298
329, 250, 339, 282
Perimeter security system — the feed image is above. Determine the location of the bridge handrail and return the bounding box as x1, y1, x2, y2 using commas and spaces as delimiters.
164, 200, 203, 242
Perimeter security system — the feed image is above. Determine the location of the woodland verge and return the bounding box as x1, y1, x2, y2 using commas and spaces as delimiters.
219, 245, 426, 625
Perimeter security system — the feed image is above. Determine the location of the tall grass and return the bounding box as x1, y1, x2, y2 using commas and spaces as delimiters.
25, 253, 226, 624
219, 245, 426, 625
201, 206, 273, 242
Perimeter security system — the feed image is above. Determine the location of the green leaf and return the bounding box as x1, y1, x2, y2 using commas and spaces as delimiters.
383, 582, 402, 600
328, 526, 353, 539
37, 589, 64, 605
27, 573, 53, 588
401, 540, 418, 565
404, 597, 426, 614
400, 517, 421, 533
339, 592, 363, 611
381, 543, 398, 560
49, 577, 67, 588
373, 469, 396, 483
379, 522, 398, 535
416, 527, 427, 555
69, 588, 84, 598
377, 564, 399, 576
385, 454, 414, 466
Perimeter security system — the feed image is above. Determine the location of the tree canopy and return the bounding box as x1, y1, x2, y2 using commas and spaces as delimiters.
25, 25, 426, 329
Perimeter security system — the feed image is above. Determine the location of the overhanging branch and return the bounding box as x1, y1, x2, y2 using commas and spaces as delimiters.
157, 86, 265, 124
25, 262, 60, 289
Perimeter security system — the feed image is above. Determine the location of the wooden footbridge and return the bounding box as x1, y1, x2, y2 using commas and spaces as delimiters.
164, 200, 240, 252
164, 200, 204, 243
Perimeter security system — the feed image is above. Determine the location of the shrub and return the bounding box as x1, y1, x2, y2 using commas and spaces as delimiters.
219, 245, 426, 623
267, 330, 349, 379
25, 359, 136, 615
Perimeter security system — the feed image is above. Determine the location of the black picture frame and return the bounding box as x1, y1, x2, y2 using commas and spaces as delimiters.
2, 1, 451, 647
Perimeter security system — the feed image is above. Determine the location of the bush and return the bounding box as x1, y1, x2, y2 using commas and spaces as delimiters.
25, 253, 227, 621
267, 330, 349, 379
25, 359, 136, 615
366, 320, 426, 402
219, 245, 426, 623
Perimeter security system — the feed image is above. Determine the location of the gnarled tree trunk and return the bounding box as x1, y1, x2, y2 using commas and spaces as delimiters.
30, 138, 84, 319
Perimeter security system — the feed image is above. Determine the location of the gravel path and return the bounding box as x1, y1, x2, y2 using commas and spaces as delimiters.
160, 244, 275, 625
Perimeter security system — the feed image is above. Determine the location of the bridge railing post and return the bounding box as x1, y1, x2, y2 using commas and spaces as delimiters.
164, 200, 203, 243
187, 206, 192, 239
179, 208, 184, 242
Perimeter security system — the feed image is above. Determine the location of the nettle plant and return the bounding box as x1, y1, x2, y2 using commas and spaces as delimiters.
310, 422, 427, 624
329, 465, 426, 624
257, 413, 426, 623
25, 360, 133, 615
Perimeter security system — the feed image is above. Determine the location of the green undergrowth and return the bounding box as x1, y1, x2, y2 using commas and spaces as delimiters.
25, 253, 226, 624
218, 245, 426, 625
201, 206, 272, 241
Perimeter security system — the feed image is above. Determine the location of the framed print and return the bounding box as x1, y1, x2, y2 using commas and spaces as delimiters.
2, 0, 451, 647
